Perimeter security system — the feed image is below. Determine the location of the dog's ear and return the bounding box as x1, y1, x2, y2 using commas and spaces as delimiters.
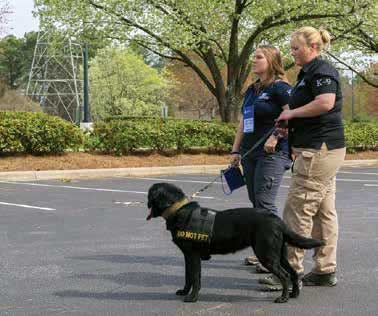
147, 183, 185, 219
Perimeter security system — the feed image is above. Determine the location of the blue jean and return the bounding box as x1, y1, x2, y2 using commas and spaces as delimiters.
241, 151, 292, 214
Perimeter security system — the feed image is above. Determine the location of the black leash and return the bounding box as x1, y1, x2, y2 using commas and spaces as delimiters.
190, 126, 276, 199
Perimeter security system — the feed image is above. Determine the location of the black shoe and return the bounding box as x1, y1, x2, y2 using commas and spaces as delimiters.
302, 272, 337, 286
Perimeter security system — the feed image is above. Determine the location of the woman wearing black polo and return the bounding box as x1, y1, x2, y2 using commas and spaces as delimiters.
261, 27, 346, 290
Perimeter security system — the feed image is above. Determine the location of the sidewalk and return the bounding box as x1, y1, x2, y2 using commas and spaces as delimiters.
0, 160, 377, 181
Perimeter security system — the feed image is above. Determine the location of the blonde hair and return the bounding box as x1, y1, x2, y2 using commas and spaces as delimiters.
291, 26, 331, 51
255, 45, 288, 90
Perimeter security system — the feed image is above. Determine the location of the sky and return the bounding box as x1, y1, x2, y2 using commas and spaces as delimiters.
4, 0, 39, 37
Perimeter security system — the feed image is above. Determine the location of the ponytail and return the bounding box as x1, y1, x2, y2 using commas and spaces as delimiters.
319, 28, 331, 51
292, 26, 331, 52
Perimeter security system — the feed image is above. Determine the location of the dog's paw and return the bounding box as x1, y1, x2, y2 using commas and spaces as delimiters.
289, 291, 299, 298
184, 293, 198, 303
290, 286, 300, 298
274, 296, 289, 303
290, 281, 301, 298
200, 254, 211, 261
176, 289, 189, 296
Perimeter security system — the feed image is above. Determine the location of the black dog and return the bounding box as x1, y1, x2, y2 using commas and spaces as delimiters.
147, 183, 324, 303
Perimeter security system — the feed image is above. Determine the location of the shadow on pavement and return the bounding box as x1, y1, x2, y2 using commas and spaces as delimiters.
69, 254, 251, 271
69, 271, 261, 290
54, 289, 272, 303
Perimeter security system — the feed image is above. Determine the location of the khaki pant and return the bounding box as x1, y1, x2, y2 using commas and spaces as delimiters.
283, 144, 346, 274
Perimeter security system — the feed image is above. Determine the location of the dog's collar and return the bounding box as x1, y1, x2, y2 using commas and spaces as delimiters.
161, 198, 189, 219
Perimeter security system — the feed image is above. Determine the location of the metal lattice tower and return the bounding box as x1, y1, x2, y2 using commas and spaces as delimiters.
26, 32, 83, 122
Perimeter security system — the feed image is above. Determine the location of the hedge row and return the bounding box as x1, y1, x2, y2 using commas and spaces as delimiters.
0, 111, 377, 155
85, 119, 378, 155
84, 118, 236, 155
0, 111, 83, 154
344, 121, 378, 152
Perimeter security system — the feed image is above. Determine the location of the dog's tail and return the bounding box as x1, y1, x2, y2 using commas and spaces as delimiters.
284, 227, 325, 249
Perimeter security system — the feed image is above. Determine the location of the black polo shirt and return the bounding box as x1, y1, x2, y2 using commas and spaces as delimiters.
288, 57, 345, 150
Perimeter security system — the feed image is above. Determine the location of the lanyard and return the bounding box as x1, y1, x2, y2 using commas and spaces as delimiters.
243, 87, 264, 134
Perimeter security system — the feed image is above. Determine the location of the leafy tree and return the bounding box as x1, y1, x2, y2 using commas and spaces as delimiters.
0, 35, 23, 88
35, 0, 374, 122
360, 63, 378, 116
21, 31, 38, 71
0, 32, 37, 89
167, 56, 218, 120
128, 39, 166, 71
333, 0, 377, 55
338, 62, 378, 121
89, 47, 171, 121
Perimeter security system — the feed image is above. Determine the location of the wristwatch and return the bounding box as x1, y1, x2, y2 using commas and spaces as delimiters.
272, 130, 281, 139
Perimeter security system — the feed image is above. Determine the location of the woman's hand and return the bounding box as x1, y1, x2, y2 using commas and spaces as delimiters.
264, 135, 278, 153
276, 109, 295, 122
230, 153, 241, 167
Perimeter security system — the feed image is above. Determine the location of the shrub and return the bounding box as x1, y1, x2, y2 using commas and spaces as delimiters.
344, 121, 378, 153
2, 113, 377, 156
85, 118, 377, 155
0, 111, 83, 154
85, 118, 237, 155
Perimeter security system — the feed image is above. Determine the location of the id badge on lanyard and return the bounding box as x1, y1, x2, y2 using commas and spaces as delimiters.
243, 106, 254, 133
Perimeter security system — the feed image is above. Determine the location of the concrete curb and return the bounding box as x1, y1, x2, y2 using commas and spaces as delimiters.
0, 160, 377, 182
0, 165, 228, 181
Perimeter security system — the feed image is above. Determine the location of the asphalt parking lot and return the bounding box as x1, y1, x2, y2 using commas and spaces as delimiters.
0, 166, 377, 316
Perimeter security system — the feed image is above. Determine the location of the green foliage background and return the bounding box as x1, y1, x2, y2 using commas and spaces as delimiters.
35, 0, 376, 122
84, 118, 377, 155
1, 112, 376, 156
88, 47, 171, 121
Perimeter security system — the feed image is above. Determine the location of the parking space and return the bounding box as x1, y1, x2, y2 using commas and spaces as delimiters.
0, 166, 377, 315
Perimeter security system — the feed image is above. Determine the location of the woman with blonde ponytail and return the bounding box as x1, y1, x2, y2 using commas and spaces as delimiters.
260, 27, 346, 291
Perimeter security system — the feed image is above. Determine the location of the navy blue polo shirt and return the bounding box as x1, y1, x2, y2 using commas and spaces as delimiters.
241, 81, 291, 155
288, 57, 345, 149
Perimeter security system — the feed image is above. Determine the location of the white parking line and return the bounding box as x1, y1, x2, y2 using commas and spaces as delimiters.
0, 181, 258, 205
195, 195, 215, 199
335, 178, 378, 183
285, 176, 378, 183
0, 201, 55, 211
339, 171, 378, 176
0, 175, 376, 197
0, 181, 147, 194
364, 184, 378, 187
130, 177, 222, 184
114, 201, 143, 206
123, 176, 378, 184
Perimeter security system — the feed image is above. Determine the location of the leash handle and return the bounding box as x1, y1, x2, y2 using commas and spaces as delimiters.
190, 126, 276, 199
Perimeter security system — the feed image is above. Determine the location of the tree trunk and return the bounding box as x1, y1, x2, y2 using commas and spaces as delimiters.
223, 79, 243, 123
216, 92, 227, 122
228, 93, 242, 123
